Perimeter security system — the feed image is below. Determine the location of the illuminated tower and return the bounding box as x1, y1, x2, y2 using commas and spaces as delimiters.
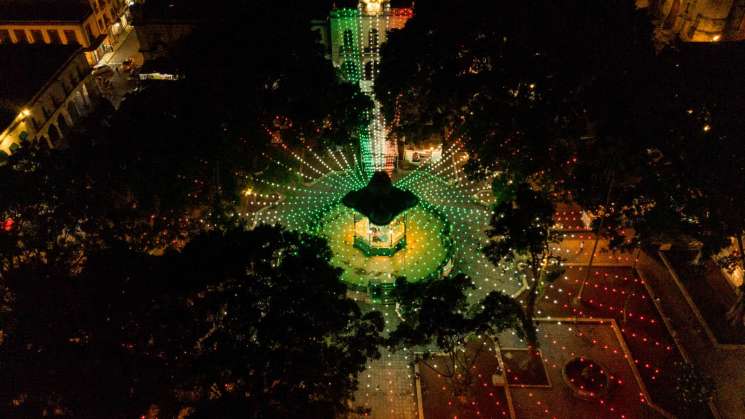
330, 0, 413, 177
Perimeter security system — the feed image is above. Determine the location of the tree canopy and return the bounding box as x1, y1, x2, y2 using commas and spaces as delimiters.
376, 0, 657, 184
483, 182, 563, 349
389, 274, 531, 398
0, 226, 383, 418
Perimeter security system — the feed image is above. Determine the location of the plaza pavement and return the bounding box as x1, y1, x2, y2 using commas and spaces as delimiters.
352, 236, 740, 418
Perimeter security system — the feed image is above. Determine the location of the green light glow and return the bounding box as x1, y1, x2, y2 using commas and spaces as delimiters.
247, 6, 524, 296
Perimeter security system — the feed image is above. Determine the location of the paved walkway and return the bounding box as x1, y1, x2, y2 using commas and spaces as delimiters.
552, 237, 639, 266
637, 250, 745, 419
351, 349, 419, 419
499, 321, 666, 419
356, 239, 738, 418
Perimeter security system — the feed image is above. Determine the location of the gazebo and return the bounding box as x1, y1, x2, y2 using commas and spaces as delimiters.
342, 171, 419, 256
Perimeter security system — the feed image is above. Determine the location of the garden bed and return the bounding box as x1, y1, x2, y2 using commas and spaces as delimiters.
539, 266, 715, 419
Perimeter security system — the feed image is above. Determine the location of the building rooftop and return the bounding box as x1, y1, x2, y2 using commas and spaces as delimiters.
0, 44, 81, 128
0, 0, 92, 22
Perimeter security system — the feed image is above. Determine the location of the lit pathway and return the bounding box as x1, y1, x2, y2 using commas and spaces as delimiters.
351, 349, 419, 419
350, 302, 418, 419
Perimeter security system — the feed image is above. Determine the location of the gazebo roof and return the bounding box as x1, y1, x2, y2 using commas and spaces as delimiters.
342, 171, 419, 225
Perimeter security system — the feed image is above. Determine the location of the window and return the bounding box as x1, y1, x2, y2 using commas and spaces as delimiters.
0, 30, 10, 44
64, 30, 79, 45
48, 30, 62, 44
30, 30, 44, 43
13, 30, 26, 43
19, 131, 29, 142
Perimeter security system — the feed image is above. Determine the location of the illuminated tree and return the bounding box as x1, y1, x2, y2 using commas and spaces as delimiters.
483, 182, 563, 352
389, 274, 530, 406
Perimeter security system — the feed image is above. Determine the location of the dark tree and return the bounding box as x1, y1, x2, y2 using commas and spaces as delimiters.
632, 44, 745, 326
388, 274, 530, 401
0, 246, 171, 419
483, 182, 563, 352
172, 1, 372, 158
376, 0, 656, 184
1, 226, 383, 418
169, 225, 384, 418
0, 139, 103, 274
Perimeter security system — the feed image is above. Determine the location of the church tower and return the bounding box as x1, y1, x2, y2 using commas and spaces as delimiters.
329, 0, 413, 176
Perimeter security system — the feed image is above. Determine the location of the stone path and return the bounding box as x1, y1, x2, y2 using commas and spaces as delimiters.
351, 349, 419, 419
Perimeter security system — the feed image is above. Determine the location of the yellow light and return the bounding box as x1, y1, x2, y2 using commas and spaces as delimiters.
712, 35, 721, 42
243, 187, 253, 196
703, 124, 711, 132
20, 109, 31, 118
362, 0, 382, 15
